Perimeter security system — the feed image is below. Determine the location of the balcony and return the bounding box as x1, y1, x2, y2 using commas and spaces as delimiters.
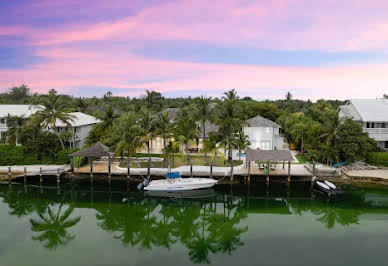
364, 128, 388, 134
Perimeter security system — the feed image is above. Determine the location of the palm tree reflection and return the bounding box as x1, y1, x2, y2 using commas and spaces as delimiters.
30, 203, 81, 250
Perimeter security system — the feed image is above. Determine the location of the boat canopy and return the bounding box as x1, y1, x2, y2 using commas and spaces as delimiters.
166, 172, 181, 179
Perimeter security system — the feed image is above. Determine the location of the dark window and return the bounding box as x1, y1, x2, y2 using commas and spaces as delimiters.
385, 141, 388, 149
382, 123, 386, 128
0, 118, 4, 124
371, 123, 375, 128
366, 122, 370, 128
74, 127, 77, 133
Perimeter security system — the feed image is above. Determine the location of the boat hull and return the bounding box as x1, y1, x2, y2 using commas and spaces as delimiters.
144, 178, 217, 191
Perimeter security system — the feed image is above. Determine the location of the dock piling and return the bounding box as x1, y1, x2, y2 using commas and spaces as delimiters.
39, 167, 43, 184
56, 168, 60, 185
24, 167, 27, 184
127, 157, 131, 180
90, 158, 94, 185
8, 166, 11, 184
210, 161, 213, 178
287, 161, 291, 183
247, 161, 251, 184
266, 161, 270, 185
190, 160, 193, 177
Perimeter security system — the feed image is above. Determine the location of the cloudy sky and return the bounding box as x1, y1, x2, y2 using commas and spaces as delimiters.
1, 0, 388, 99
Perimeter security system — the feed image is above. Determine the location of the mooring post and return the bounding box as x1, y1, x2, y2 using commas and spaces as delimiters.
287, 161, 291, 183
24, 167, 27, 184
247, 161, 251, 184
56, 168, 60, 185
70, 156, 74, 172
230, 160, 234, 182
127, 157, 131, 181
283, 161, 285, 169
210, 161, 213, 178
266, 161, 270, 184
8, 166, 11, 184
108, 156, 111, 184
190, 160, 193, 177
90, 158, 94, 185
147, 157, 151, 178
39, 167, 43, 184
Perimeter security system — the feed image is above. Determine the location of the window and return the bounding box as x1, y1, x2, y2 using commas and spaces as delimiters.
0, 118, 4, 124
385, 141, 388, 149
382, 123, 386, 129
366, 122, 370, 128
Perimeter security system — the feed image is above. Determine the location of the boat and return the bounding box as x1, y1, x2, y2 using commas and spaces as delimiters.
312, 177, 344, 197
139, 172, 218, 191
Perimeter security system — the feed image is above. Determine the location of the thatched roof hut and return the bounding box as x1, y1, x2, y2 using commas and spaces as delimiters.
246, 149, 294, 162
69, 142, 113, 158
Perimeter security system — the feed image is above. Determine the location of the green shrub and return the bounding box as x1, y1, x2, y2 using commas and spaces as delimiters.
73, 156, 87, 168
56, 148, 78, 165
367, 152, 388, 167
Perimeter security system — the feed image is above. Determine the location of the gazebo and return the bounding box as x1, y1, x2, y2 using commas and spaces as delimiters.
245, 149, 294, 182
69, 142, 114, 183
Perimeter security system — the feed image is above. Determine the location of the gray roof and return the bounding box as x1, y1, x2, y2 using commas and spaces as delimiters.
69, 142, 113, 157
346, 99, 388, 122
246, 149, 294, 162
154, 108, 180, 121
198, 121, 219, 138
245, 115, 280, 128
56, 112, 101, 127
338, 104, 362, 121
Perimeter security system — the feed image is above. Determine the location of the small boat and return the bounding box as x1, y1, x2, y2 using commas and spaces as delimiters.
313, 178, 344, 197
140, 172, 218, 191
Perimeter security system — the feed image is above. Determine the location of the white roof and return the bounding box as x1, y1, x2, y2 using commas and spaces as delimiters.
0, 105, 41, 118
245, 115, 280, 128
349, 99, 388, 122
56, 112, 101, 127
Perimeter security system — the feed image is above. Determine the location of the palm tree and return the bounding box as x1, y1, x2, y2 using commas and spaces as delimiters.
203, 133, 220, 165
109, 112, 142, 158
154, 110, 174, 166
138, 108, 157, 175
233, 131, 251, 162
29, 204, 81, 250
174, 108, 199, 163
197, 96, 213, 163
144, 90, 163, 111
75, 97, 88, 112
2, 115, 27, 145
32, 89, 75, 149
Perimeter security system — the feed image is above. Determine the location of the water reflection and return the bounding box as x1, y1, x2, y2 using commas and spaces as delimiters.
0, 183, 388, 264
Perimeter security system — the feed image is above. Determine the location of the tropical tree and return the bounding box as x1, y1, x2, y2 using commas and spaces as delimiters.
196, 96, 214, 162
108, 112, 142, 158
154, 110, 174, 166
138, 108, 157, 175
203, 133, 220, 165
2, 115, 27, 145
30, 204, 81, 250
233, 131, 250, 162
174, 108, 199, 163
74, 97, 88, 112
9, 84, 30, 102
31, 89, 74, 149
144, 90, 163, 111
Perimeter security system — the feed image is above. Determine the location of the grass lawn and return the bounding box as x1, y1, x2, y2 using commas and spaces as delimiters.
120, 154, 244, 168
295, 154, 308, 164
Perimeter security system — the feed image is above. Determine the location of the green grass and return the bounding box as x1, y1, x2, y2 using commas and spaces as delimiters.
367, 152, 388, 167
295, 154, 308, 164
120, 154, 243, 168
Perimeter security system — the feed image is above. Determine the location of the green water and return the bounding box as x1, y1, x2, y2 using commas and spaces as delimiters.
1, 182, 388, 266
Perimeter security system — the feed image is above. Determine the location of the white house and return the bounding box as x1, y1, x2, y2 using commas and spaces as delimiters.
243, 115, 284, 150
0, 105, 40, 139
0, 105, 100, 149
338, 99, 388, 150
55, 112, 101, 148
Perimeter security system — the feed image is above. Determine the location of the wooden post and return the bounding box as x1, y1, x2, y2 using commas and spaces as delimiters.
56, 168, 60, 185
70, 157, 74, 172
210, 161, 213, 178
148, 157, 151, 178
190, 160, 193, 177
108, 156, 111, 183
283, 161, 285, 169
230, 160, 234, 182
312, 162, 316, 176
39, 167, 43, 184
266, 161, 270, 184
8, 166, 11, 184
247, 161, 251, 183
287, 161, 291, 182
90, 157, 94, 185
127, 157, 131, 180
24, 167, 27, 184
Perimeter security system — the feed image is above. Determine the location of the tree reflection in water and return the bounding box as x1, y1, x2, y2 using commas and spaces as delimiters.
30, 203, 81, 250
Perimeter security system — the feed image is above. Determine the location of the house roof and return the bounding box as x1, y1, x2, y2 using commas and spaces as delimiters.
0, 105, 41, 118
338, 104, 362, 121
198, 121, 219, 138
69, 142, 112, 157
346, 99, 388, 122
56, 112, 101, 127
245, 115, 280, 128
153, 108, 180, 121
246, 149, 294, 162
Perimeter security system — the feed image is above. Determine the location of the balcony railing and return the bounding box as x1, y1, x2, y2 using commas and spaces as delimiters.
364, 128, 388, 134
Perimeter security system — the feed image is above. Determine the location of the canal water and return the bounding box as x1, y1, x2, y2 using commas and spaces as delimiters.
0, 183, 387, 266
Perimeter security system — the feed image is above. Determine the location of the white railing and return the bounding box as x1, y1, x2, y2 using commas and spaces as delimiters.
364, 128, 388, 134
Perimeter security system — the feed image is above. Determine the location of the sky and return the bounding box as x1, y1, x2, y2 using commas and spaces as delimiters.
1, 0, 388, 100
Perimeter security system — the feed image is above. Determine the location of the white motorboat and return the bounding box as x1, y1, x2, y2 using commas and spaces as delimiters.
144, 177, 218, 191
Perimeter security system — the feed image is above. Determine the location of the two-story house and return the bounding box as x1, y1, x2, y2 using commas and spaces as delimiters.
0, 105, 41, 140
243, 115, 284, 150
338, 99, 388, 150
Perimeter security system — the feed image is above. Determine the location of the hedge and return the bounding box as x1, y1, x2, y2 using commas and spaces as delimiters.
367, 152, 388, 167
0, 145, 78, 166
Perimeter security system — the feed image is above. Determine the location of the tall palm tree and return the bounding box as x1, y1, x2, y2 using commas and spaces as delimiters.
197, 96, 213, 162
203, 133, 220, 165
138, 108, 157, 175
109, 112, 142, 158
2, 115, 27, 145
29, 204, 81, 250
233, 131, 251, 162
32, 89, 75, 149
144, 90, 163, 111
154, 110, 174, 166
174, 108, 199, 163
